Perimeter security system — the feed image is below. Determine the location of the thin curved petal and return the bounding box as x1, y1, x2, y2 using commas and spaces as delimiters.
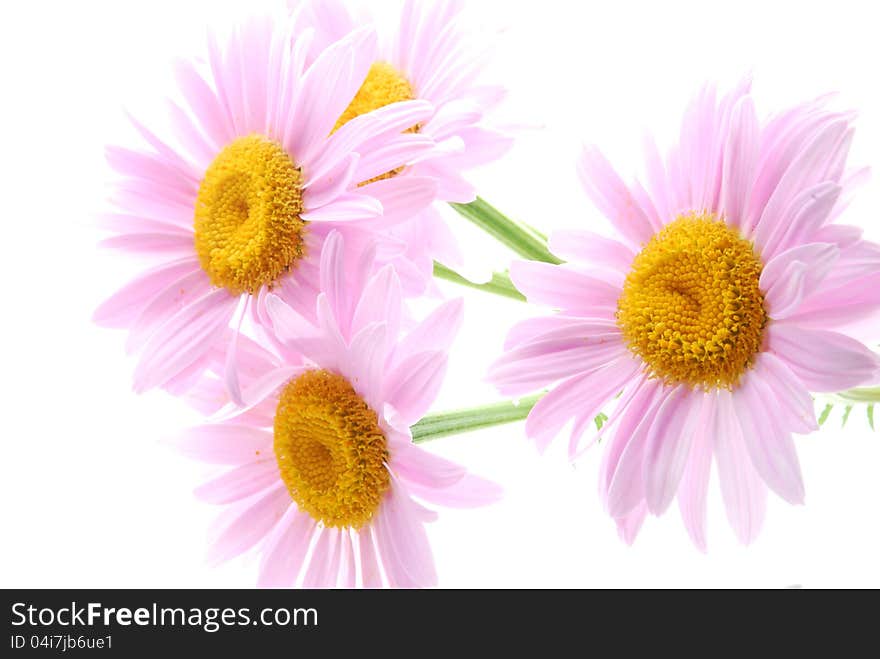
257, 507, 316, 588
207, 485, 291, 566
734, 372, 805, 505
714, 391, 768, 545
767, 324, 880, 392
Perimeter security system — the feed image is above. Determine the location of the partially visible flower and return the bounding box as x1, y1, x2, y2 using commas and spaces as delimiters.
293, 0, 514, 290
489, 82, 880, 548
173, 231, 499, 587
94, 12, 439, 396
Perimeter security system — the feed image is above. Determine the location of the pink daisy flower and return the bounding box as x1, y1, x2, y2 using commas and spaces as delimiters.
489, 82, 880, 549
173, 231, 500, 587
94, 13, 440, 396
292, 0, 514, 285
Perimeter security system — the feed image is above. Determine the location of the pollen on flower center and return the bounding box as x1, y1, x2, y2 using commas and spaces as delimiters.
617, 213, 767, 390
333, 61, 417, 183
335, 61, 416, 130
194, 135, 306, 295
274, 370, 390, 529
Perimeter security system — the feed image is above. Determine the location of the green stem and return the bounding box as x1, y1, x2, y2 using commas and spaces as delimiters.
433, 262, 526, 302
450, 197, 562, 265
411, 394, 543, 444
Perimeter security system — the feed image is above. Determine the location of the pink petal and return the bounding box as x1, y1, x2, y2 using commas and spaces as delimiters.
391, 441, 467, 490
220, 332, 283, 386
173, 424, 273, 465
547, 230, 635, 277
785, 271, 880, 331
126, 269, 213, 354
526, 358, 641, 453
265, 294, 319, 344
641, 134, 671, 225
318, 230, 347, 335
207, 485, 291, 566
257, 507, 316, 588
754, 353, 818, 434
571, 371, 651, 459
767, 323, 880, 392
373, 485, 437, 588
354, 136, 436, 187
172, 57, 233, 149
162, 355, 211, 397
750, 120, 848, 240
350, 265, 402, 342
714, 391, 768, 545
384, 351, 448, 425
489, 328, 627, 397
733, 372, 806, 505
677, 397, 714, 552
754, 182, 841, 260
509, 260, 620, 317
194, 460, 280, 505
123, 111, 202, 183
92, 258, 200, 328
405, 473, 503, 509
308, 100, 434, 183
599, 378, 663, 500
356, 177, 439, 228
691, 83, 727, 212
288, 29, 371, 162
747, 101, 842, 227
816, 238, 880, 290
720, 96, 759, 230
606, 385, 662, 519
357, 527, 384, 589
577, 146, 656, 248
301, 528, 338, 588
344, 322, 388, 408
303, 152, 359, 209
829, 166, 871, 223
105, 145, 199, 192
98, 232, 195, 256
811, 223, 863, 249
435, 126, 514, 170
643, 387, 703, 515
300, 193, 382, 223
615, 502, 648, 546
165, 100, 217, 168
132, 289, 236, 392
760, 243, 839, 319
237, 17, 272, 135
395, 298, 463, 363
502, 315, 591, 351
338, 533, 357, 589
209, 366, 300, 423
417, 161, 476, 203
109, 187, 194, 232
96, 212, 192, 236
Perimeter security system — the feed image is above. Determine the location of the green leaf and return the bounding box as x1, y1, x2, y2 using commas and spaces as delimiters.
433, 262, 526, 302
841, 405, 854, 428
450, 198, 563, 265
818, 404, 834, 426
411, 394, 543, 444
868, 404, 875, 431
594, 413, 609, 432
836, 386, 880, 404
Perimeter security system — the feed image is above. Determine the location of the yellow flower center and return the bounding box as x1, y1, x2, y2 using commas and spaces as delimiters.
333, 61, 417, 184
194, 135, 306, 295
617, 214, 767, 390
274, 370, 390, 529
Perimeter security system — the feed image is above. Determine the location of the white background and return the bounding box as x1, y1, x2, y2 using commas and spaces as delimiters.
1, 0, 878, 588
